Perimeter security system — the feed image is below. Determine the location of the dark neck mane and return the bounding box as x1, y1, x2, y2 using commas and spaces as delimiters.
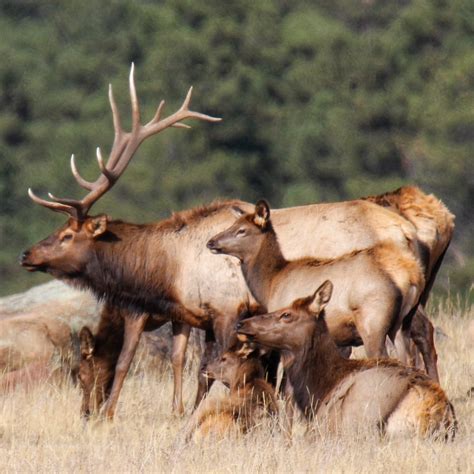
68, 221, 183, 319
241, 224, 287, 307
286, 315, 352, 418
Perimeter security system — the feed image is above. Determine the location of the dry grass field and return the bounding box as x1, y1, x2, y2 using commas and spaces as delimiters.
0, 298, 473, 473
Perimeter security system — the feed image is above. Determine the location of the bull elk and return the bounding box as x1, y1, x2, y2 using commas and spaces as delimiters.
179, 345, 278, 442
236, 281, 457, 440
21, 67, 451, 419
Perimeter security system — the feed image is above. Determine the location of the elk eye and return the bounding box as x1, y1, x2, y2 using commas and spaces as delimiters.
61, 234, 73, 243
237, 228, 246, 236
281, 313, 291, 321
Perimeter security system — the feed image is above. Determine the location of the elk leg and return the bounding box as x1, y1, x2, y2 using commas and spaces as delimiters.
356, 304, 392, 358
410, 307, 439, 382
102, 313, 148, 420
171, 322, 191, 415
194, 330, 216, 409
393, 328, 413, 366
357, 323, 388, 358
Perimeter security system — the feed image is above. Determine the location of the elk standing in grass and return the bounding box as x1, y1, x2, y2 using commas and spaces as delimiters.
236, 281, 457, 440
363, 186, 454, 378
21, 67, 450, 419
180, 345, 278, 442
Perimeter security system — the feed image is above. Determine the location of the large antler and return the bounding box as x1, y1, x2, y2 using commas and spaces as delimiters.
28, 64, 221, 220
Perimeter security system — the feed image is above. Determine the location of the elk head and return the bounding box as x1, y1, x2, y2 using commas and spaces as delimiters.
206, 199, 271, 261
77, 326, 116, 418
205, 344, 262, 390
20, 64, 220, 278
20, 216, 109, 279
236, 280, 333, 352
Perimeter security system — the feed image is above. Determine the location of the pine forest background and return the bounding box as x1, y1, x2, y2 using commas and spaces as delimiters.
0, 0, 472, 299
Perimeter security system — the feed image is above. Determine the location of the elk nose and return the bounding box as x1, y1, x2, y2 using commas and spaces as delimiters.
206, 239, 216, 250
19, 250, 30, 264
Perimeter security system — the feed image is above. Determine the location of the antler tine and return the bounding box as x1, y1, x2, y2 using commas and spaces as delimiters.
28, 188, 80, 219
70, 154, 95, 191
178, 87, 222, 122
29, 64, 222, 220
129, 62, 140, 131
180, 86, 194, 112
108, 84, 123, 141
96, 147, 116, 183
149, 100, 165, 126
143, 86, 221, 138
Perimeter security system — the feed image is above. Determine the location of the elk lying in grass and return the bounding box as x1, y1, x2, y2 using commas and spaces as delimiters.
208, 200, 424, 359
236, 281, 457, 440
180, 345, 278, 442
20, 66, 450, 418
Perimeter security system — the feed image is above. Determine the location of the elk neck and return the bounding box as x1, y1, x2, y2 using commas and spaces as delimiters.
240, 226, 288, 307
79, 221, 180, 318
286, 316, 353, 418
230, 358, 264, 394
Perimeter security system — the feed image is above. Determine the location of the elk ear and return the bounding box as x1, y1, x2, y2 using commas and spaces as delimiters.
308, 280, 333, 317
79, 326, 95, 359
235, 342, 258, 359
85, 215, 108, 238
253, 200, 270, 228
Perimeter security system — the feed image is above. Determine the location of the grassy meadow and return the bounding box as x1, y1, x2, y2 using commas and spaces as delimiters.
0, 298, 473, 473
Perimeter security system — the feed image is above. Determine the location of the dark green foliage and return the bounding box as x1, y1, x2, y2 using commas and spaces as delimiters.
1, 0, 472, 297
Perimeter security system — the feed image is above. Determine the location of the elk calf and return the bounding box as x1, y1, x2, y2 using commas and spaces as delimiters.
208, 200, 424, 359
236, 281, 457, 440
181, 346, 278, 442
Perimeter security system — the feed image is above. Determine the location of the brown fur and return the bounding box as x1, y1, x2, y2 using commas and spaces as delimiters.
182, 348, 278, 441
237, 282, 457, 440
209, 201, 424, 358
363, 186, 454, 289
364, 186, 455, 380
21, 187, 449, 418
77, 304, 191, 418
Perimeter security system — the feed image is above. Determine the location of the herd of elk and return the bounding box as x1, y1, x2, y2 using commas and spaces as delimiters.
208, 199, 424, 359
20, 67, 456, 439
236, 281, 457, 440
179, 345, 278, 442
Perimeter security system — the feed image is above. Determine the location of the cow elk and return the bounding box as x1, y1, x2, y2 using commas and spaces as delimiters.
21, 67, 451, 419
180, 344, 278, 442
208, 200, 424, 359
236, 281, 457, 440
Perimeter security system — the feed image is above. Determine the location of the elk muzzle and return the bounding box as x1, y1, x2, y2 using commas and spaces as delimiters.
19, 248, 44, 272
206, 238, 223, 254
236, 319, 258, 342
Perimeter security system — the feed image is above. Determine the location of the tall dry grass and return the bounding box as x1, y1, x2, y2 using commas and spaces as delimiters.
0, 300, 473, 473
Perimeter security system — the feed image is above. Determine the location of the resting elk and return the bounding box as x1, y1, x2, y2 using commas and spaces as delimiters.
236, 281, 457, 440
21, 66, 451, 419
179, 345, 277, 442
